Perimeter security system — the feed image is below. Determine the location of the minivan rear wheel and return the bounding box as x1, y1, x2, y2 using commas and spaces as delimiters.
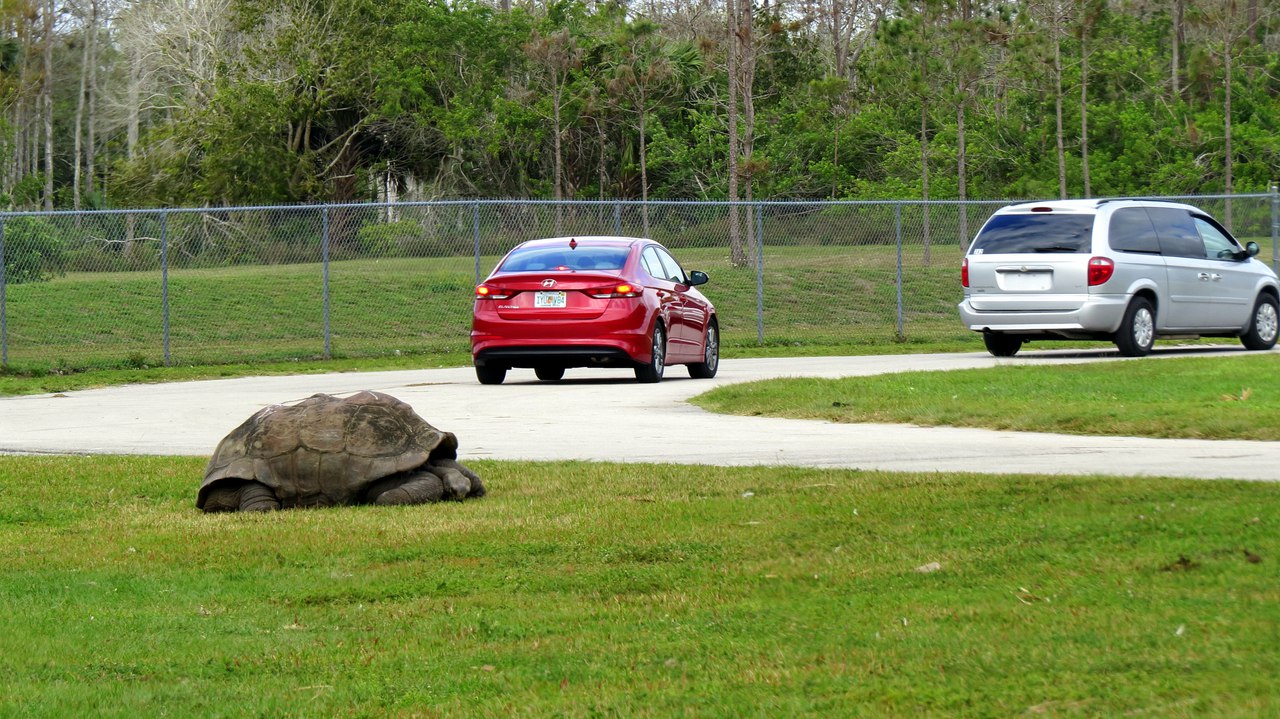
1240, 294, 1279, 351
982, 332, 1023, 357
1115, 298, 1156, 357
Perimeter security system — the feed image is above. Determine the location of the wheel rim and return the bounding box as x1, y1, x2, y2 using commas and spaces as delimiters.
1257, 301, 1279, 343
652, 328, 665, 374
704, 326, 719, 371
1133, 307, 1155, 348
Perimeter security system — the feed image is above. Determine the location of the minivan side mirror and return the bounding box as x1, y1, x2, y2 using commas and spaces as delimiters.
688, 270, 710, 286
1246, 241, 1261, 257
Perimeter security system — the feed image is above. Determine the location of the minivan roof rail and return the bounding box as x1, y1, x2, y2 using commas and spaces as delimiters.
1093, 197, 1187, 207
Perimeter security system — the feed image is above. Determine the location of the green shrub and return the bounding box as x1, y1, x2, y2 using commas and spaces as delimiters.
2, 217, 65, 284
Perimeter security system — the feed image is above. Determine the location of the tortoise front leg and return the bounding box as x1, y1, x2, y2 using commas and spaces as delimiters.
429, 459, 486, 498
368, 471, 445, 505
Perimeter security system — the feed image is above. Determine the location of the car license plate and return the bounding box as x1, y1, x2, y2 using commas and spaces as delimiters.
998, 270, 1052, 292
534, 291, 567, 308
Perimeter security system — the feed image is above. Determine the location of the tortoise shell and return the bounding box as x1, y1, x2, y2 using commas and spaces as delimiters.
197, 390, 468, 510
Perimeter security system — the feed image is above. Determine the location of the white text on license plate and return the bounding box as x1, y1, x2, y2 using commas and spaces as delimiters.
535, 291, 567, 308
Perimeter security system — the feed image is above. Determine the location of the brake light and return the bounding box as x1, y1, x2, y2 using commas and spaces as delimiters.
587, 284, 643, 299
475, 284, 511, 300
1087, 257, 1114, 286
961, 258, 969, 288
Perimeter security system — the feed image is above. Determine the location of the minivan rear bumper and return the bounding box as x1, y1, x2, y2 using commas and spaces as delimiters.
957, 295, 1129, 335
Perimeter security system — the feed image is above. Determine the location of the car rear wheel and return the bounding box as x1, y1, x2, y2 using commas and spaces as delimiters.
634, 323, 666, 384
982, 332, 1023, 357
688, 321, 720, 379
1114, 297, 1156, 357
534, 366, 565, 381
1240, 294, 1279, 351
475, 365, 507, 385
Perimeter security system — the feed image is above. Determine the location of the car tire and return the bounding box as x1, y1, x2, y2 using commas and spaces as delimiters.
634, 323, 666, 384
1240, 294, 1279, 351
982, 332, 1023, 357
534, 366, 565, 382
475, 365, 507, 385
1114, 297, 1156, 357
688, 321, 720, 379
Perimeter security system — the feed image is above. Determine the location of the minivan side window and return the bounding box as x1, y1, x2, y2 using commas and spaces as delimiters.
1194, 216, 1240, 260
1108, 208, 1161, 253
1146, 208, 1206, 258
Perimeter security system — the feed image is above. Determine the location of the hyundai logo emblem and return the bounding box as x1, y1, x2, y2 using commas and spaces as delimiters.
541, 279, 557, 288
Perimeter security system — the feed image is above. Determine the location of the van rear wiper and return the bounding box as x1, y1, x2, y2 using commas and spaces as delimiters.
1033, 246, 1084, 253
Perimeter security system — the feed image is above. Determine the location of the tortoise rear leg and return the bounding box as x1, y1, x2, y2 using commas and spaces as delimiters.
239, 481, 281, 512
368, 471, 445, 506
201, 481, 280, 512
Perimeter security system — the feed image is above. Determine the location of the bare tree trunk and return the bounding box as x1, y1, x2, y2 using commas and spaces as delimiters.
737, 0, 752, 259
1171, 0, 1184, 98
921, 102, 931, 265
638, 96, 650, 237
1080, 33, 1091, 197
1223, 25, 1233, 230
74, 10, 90, 214
1054, 26, 1067, 199
86, 0, 100, 200
727, 0, 745, 266
738, 0, 757, 259
41, 0, 54, 211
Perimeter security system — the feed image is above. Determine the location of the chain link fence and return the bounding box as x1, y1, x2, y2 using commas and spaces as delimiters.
2, 195, 1277, 371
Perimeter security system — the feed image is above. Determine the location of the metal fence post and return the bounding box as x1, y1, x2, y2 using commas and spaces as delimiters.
755, 203, 765, 345
895, 202, 905, 340
1271, 182, 1278, 274
0, 217, 6, 366
614, 203, 622, 235
322, 207, 332, 359
473, 202, 481, 286
160, 211, 171, 366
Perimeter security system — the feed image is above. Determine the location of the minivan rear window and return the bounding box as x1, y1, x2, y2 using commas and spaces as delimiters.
969, 214, 1094, 254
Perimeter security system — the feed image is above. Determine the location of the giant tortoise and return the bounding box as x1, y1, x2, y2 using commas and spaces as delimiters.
197, 390, 484, 512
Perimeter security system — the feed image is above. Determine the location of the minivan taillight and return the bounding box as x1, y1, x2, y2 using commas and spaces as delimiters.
1087, 257, 1115, 286
961, 258, 969, 288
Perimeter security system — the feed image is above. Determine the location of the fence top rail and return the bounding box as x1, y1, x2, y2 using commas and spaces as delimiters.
0, 193, 1273, 219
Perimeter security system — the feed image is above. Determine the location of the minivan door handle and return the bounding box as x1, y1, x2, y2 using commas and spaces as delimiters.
1198, 272, 1223, 282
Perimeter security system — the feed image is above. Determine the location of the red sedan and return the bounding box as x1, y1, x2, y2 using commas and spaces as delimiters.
471, 236, 719, 384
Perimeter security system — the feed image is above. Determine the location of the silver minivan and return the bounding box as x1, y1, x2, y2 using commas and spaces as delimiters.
958, 199, 1280, 356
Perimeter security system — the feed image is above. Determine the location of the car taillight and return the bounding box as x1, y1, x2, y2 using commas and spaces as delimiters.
587, 284, 643, 299
961, 258, 969, 288
475, 284, 511, 300
1087, 257, 1115, 286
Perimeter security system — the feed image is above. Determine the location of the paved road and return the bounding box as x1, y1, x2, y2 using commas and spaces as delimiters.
2, 347, 1276, 480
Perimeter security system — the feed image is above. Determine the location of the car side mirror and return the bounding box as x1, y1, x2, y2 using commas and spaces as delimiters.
688, 270, 709, 286
1246, 241, 1261, 258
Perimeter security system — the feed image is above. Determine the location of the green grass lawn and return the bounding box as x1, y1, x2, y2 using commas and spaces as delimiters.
1, 456, 1276, 717
690, 353, 1280, 440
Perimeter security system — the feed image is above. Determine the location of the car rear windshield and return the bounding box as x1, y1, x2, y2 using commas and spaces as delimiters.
499, 246, 630, 272
969, 214, 1094, 254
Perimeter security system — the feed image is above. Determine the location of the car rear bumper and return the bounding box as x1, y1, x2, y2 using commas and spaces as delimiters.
957, 296, 1129, 335
473, 343, 642, 369
471, 298, 654, 368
